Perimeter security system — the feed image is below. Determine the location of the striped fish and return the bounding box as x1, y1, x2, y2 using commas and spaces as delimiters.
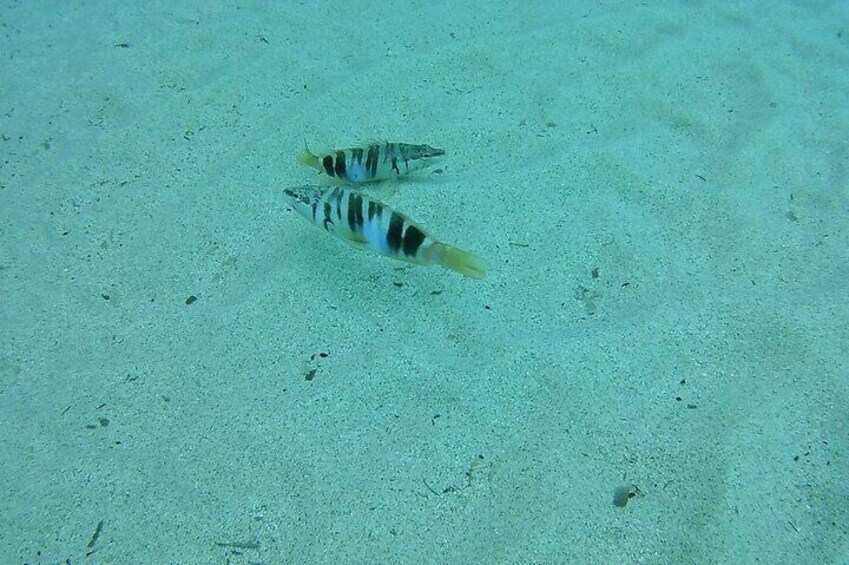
283, 184, 485, 279
298, 142, 444, 183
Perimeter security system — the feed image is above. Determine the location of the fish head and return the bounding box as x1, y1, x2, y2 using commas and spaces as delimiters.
414, 144, 445, 159
396, 143, 445, 163
283, 184, 324, 219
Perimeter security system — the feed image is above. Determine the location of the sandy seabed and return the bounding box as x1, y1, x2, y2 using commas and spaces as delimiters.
1, 2, 847, 563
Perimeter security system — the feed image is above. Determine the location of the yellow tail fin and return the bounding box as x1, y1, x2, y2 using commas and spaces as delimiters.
428, 242, 486, 279
298, 142, 319, 169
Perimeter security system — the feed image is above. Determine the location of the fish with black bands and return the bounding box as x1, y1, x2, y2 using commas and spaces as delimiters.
299, 142, 444, 183
283, 184, 484, 279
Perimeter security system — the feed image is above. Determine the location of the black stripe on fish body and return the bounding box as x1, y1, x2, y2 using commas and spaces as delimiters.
350, 148, 364, 169
367, 200, 381, 222
334, 151, 347, 178
346, 148, 366, 181
366, 145, 379, 179
402, 224, 426, 257
384, 143, 401, 174
386, 212, 405, 253
322, 200, 333, 230
332, 187, 345, 223
311, 201, 318, 222
322, 155, 335, 177
347, 191, 364, 233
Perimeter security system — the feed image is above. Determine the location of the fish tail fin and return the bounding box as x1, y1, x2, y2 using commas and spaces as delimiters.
426, 242, 486, 279
298, 141, 320, 169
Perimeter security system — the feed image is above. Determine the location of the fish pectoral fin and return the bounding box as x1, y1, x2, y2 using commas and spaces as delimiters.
334, 226, 369, 246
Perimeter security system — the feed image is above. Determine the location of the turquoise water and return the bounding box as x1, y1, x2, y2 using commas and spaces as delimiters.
1, 2, 847, 563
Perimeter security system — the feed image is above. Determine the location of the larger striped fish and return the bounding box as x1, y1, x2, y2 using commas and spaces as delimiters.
283, 184, 485, 279
298, 142, 444, 183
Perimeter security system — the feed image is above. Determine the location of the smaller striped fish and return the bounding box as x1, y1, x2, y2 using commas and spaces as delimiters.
283, 184, 485, 279
298, 142, 444, 183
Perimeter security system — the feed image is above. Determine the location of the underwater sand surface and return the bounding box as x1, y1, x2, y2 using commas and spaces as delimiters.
1, 1, 847, 563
